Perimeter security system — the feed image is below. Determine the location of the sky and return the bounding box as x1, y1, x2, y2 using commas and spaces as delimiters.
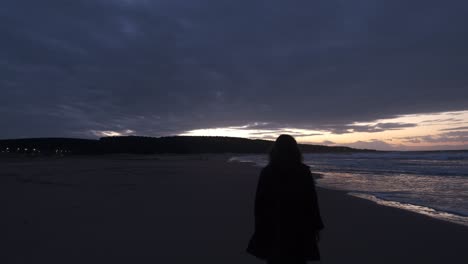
1, 0, 468, 150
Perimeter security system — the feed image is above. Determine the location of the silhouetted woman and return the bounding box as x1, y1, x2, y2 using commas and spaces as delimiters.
247, 135, 324, 264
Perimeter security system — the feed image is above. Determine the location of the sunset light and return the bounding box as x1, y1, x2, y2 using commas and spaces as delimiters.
180, 110, 468, 150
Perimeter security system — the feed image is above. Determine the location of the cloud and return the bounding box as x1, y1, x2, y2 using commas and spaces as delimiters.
88, 129, 135, 137
400, 131, 468, 144
180, 123, 323, 140
1, 0, 468, 138
325, 122, 418, 134
439, 126, 468, 131
345, 138, 468, 151
344, 139, 401, 151
420, 118, 463, 124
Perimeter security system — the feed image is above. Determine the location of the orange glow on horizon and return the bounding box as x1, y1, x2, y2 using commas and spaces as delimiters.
179, 110, 468, 151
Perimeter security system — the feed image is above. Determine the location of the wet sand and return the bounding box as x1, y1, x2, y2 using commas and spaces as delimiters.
1, 155, 467, 263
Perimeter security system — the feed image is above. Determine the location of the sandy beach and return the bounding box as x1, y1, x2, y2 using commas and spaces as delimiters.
1, 154, 467, 263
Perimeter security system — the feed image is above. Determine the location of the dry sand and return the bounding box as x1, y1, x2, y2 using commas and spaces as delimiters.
1, 155, 467, 263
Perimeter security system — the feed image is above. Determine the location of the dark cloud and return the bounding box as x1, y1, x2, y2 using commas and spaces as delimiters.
400, 131, 468, 144
439, 126, 468, 131
420, 118, 463, 124
402, 138, 422, 144
325, 122, 417, 134
346, 137, 468, 151
1, 0, 468, 138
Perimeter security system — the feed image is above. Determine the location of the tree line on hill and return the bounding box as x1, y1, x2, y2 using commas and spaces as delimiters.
0, 136, 375, 155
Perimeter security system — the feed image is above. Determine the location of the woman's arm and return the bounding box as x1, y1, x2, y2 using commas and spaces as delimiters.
306, 170, 325, 231
254, 168, 268, 230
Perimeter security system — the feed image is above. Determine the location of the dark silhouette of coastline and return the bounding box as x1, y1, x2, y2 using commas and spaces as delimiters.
0, 136, 375, 155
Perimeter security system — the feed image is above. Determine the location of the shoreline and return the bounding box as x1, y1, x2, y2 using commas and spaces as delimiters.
2, 155, 467, 263
231, 158, 468, 229
347, 191, 468, 227
316, 186, 468, 229
315, 186, 468, 263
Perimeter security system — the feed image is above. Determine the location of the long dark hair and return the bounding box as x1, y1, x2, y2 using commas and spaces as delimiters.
268, 134, 303, 166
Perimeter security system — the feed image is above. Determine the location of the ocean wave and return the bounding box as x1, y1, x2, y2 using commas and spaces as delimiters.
303, 151, 468, 161
230, 152, 468, 227
349, 192, 468, 227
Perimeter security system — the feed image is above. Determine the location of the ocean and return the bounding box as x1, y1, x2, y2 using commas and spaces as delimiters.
229, 151, 468, 227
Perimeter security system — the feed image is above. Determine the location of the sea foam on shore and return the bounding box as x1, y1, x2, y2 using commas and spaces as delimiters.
230, 151, 468, 226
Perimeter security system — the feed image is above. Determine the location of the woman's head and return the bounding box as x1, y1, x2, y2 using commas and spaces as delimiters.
269, 134, 302, 166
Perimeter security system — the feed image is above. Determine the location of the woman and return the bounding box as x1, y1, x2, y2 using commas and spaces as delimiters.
247, 135, 324, 263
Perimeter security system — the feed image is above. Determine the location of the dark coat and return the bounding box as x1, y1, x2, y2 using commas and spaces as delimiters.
247, 163, 324, 261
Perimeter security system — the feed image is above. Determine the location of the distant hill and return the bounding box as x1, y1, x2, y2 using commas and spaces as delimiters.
0, 136, 375, 155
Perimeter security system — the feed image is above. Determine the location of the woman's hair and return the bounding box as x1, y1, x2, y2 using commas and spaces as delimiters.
268, 134, 303, 166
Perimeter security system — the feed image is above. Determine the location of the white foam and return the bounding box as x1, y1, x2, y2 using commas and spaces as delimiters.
349, 192, 468, 227
229, 151, 468, 226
